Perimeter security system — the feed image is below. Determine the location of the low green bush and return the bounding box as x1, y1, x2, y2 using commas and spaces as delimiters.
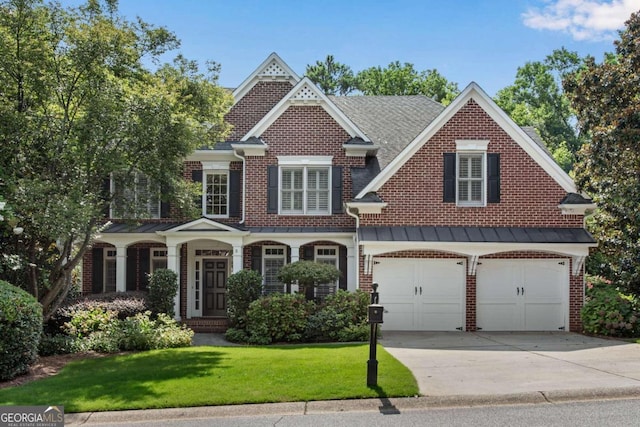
305, 290, 370, 342
148, 269, 179, 317
48, 292, 148, 333
119, 312, 193, 351
226, 269, 263, 329
0, 280, 43, 380
224, 327, 249, 343
245, 293, 314, 344
582, 275, 640, 337
39, 333, 76, 356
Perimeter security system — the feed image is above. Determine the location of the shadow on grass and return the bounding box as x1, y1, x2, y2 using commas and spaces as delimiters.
0, 348, 227, 411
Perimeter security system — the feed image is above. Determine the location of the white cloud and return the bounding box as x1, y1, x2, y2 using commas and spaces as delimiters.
522, 0, 640, 41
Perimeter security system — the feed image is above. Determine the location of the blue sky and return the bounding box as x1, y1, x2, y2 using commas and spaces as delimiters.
62, 0, 638, 96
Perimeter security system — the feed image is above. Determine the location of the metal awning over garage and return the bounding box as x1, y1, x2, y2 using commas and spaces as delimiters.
358, 226, 597, 276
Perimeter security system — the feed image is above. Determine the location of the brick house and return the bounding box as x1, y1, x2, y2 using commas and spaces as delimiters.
82, 53, 596, 332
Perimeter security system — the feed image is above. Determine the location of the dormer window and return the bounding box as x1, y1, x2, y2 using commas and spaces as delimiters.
443, 140, 500, 206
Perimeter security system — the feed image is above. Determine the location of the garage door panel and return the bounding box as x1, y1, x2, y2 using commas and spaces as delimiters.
525, 303, 564, 331
382, 302, 415, 331
477, 259, 567, 331
373, 258, 465, 331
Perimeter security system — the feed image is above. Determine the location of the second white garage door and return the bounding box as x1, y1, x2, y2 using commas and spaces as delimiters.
476, 259, 568, 331
373, 258, 466, 331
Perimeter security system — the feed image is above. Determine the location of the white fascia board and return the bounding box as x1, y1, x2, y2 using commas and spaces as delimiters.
356, 82, 577, 198
232, 52, 300, 103
242, 77, 369, 141
344, 201, 388, 214
159, 217, 242, 234
243, 232, 355, 248
230, 143, 267, 156
359, 240, 596, 258
94, 233, 166, 245
558, 203, 597, 215
185, 150, 237, 162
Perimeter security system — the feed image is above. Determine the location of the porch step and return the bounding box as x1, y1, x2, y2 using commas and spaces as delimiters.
183, 318, 228, 333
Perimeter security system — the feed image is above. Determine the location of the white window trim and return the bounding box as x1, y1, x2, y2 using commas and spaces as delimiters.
203, 170, 230, 218
263, 245, 287, 294
277, 156, 332, 166
455, 140, 488, 207
104, 249, 117, 293
150, 248, 168, 274
278, 166, 332, 215
314, 246, 339, 298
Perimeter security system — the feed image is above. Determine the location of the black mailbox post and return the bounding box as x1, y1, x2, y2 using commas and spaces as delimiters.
367, 283, 383, 386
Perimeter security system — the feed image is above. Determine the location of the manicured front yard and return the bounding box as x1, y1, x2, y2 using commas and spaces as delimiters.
0, 344, 417, 413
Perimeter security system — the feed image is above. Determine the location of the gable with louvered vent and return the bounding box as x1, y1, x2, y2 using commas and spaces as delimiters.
291, 84, 321, 102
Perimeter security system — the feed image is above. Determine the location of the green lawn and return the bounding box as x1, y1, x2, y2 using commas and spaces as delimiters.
0, 344, 418, 413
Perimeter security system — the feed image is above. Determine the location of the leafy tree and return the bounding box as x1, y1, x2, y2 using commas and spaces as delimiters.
356, 61, 459, 105
564, 11, 640, 295
0, 0, 232, 319
305, 54, 355, 95
494, 48, 586, 171
277, 260, 341, 301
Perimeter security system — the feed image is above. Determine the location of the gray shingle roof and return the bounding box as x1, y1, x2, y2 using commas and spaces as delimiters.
359, 226, 595, 244
102, 222, 182, 233
330, 95, 444, 169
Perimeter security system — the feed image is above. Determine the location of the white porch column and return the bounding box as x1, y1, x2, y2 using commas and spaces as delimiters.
166, 244, 180, 320
347, 245, 358, 291
232, 244, 243, 273
290, 245, 300, 293
115, 245, 127, 292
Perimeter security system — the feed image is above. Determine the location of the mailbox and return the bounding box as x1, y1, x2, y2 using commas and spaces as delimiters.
368, 304, 384, 324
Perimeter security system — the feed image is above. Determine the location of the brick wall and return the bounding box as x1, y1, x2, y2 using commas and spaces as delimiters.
243, 105, 363, 228
363, 100, 583, 228
225, 81, 294, 141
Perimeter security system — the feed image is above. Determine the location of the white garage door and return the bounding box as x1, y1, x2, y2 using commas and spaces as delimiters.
476, 259, 568, 331
373, 258, 466, 331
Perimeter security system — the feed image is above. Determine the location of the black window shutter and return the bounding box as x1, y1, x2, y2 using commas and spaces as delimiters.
102, 178, 111, 218
251, 246, 262, 273
126, 248, 137, 291
191, 169, 203, 213
339, 246, 347, 291
487, 153, 500, 203
331, 166, 343, 214
139, 248, 150, 291
229, 170, 241, 217
303, 246, 314, 260
160, 182, 171, 218
91, 248, 104, 293
267, 165, 278, 213
443, 153, 456, 203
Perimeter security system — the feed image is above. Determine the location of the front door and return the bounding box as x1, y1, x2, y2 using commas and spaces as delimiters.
203, 259, 228, 316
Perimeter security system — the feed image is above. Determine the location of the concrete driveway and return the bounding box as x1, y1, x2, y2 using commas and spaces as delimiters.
380, 331, 640, 397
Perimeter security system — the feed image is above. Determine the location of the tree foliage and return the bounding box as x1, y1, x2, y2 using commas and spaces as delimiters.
564, 11, 640, 295
277, 260, 341, 300
0, 0, 232, 319
356, 61, 459, 104
494, 48, 586, 171
306, 56, 459, 105
305, 54, 355, 96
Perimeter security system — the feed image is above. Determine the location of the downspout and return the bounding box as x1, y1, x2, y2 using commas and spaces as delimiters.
232, 149, 246, 224
345, 204, 360, 290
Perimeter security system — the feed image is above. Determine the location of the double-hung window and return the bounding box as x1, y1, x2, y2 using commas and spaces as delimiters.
150, 249, 168, 273
455, 140, 488, 207
263, 246, 286, 295
315, 246, 338, 300
111, 171, 160, 218
205, 172, 228, 217
104, 249, 117, 293
279, 156, 331, 215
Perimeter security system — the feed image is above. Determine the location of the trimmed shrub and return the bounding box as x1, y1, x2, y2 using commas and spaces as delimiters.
305, 290, 370, 342
245, 293, 314, 344
226, 269, 263, 329
148, 269, 179, 317
582, 275, 640, 337
48, 292, 148, 334
119, 312, 193, 351
0, 280, 43, 380
39, 333, 75, 356
224, 327, 249, 343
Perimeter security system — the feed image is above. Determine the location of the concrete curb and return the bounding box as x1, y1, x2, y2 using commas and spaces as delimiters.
64, 387, 640, 425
